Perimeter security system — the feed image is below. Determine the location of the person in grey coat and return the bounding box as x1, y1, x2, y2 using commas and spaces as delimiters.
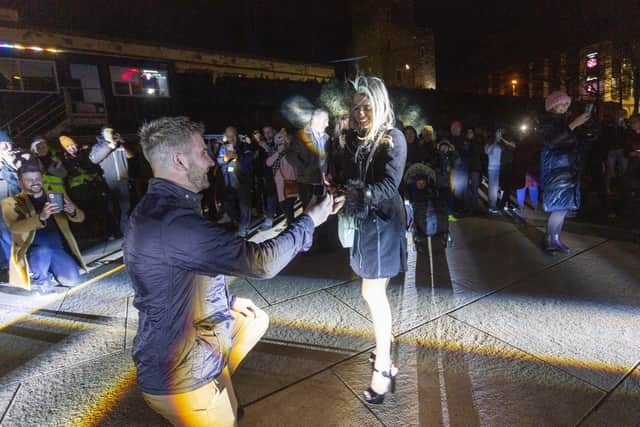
288, 109, 330, 207
90, 126, 130, 237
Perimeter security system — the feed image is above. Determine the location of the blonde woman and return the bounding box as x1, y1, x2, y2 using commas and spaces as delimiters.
336, 75, 407, 404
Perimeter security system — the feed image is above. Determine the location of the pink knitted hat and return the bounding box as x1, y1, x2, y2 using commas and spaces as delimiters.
545, 91, 571, 112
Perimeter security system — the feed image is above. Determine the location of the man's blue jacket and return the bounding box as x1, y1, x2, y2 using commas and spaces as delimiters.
124, 178, 314, 394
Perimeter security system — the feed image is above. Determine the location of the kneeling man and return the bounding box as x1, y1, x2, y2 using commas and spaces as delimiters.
125, 117, 340, 426
2, 161, 86, 294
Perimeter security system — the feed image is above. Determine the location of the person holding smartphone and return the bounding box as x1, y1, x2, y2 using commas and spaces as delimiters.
540, 91, 592, 253
90, 126, 130, 237
1, 161, 86, 294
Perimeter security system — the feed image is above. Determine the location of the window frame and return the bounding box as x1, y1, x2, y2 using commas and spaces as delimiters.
109, 65, 171, 98
0, 57, 59, 94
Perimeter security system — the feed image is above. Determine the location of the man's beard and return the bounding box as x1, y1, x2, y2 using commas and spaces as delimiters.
186, 167, 209, 192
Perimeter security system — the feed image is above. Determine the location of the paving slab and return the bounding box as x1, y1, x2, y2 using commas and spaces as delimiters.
1, 351, 168, 427
247, 273, 348, 306
328, 279, 482, 335
227, 277, 269, 308
0, 382, 19, 425
333, 316, 604, 427
582, 364, 640, 426
444, 227, 604, 293
56, 269, 131, 320
233, 340, 351, 405
264, 291, 374, 352
450, 240, 640, 391
0, 310, 126, 386
449, 216, 519, 248
0, 306, 32, 328
246, 249, 354, 305
240, 370, 382, 427
0, 261, 124, 314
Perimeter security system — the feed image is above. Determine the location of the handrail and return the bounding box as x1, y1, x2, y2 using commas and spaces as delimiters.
17, 102, 65, 138
2, 86, 108, 141
1, 93, 60, 131
11, 98, 64, 138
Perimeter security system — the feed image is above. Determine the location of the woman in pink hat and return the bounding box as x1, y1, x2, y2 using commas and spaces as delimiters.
539, 91, 591, 253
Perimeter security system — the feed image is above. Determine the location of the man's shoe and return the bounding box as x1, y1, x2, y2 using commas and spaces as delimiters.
32, 281, 56, 295
488, 207, 500, 214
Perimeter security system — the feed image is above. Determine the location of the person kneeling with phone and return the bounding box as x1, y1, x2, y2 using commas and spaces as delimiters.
2, 161, 86, 294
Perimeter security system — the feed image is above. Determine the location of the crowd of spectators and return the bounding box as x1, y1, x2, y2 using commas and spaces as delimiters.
1, 93, 639, 293
0, 127, 149, 293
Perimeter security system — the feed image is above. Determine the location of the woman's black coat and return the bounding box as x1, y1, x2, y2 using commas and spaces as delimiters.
540, 113, 581, 212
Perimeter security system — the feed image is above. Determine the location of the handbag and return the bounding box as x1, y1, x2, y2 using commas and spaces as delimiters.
283, 180, 299, 198
338, 213, 355, 248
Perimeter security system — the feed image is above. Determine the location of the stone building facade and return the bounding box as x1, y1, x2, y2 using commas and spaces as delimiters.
350, 0, 436, 89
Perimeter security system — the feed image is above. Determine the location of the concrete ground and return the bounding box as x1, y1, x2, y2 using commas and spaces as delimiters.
0, 215, 639, 426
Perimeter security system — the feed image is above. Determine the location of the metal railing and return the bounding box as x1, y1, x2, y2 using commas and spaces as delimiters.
1, 87, 108, 141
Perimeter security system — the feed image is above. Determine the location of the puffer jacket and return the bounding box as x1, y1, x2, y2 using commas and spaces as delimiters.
540, 113, 581, 212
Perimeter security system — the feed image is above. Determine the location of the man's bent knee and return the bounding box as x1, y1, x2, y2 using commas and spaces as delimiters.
253, 307, 269, 338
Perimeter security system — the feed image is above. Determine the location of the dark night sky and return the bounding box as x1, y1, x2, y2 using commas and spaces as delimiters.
5, 0, 640, 91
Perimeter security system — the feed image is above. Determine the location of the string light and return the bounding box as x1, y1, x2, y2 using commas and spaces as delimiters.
0, 42, 62, 53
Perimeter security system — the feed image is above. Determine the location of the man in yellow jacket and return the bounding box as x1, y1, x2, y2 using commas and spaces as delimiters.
2, 161, 86, 294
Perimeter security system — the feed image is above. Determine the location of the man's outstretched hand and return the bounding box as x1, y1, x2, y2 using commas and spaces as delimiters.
304, 194, 333, 227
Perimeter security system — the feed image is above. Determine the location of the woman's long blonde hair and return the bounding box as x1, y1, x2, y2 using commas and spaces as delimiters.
350, 74, 395, 171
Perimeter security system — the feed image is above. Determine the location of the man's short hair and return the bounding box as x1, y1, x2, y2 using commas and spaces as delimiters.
17, 159, 42, 178
138, 117, 205, 167
311, 108, 328, 122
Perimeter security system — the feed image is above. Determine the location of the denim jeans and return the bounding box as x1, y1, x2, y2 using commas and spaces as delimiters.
0, 215, 11, 269
28, 245, 80, 286
107, 180, 130, 236
488, 168, 500, 209
517, 186, 539, 207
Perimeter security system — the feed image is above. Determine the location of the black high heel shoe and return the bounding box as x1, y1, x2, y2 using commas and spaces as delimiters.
363, 366, 398, 404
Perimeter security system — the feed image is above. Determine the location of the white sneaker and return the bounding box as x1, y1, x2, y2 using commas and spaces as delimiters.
259, 218, 273, 230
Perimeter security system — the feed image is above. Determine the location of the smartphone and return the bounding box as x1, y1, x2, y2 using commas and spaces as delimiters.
585, 103, 594, 114
48, 193, 64, 212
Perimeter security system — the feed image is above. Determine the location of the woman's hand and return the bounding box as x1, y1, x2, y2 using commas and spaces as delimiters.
569, 113, 590, 130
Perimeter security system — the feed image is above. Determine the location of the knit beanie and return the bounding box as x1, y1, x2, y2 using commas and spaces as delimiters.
545, 91, 571, 112
59, 135, 76, 149
0, 130, 13, 143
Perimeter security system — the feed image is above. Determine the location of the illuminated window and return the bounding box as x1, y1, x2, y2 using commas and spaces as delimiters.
0, 58, 58, 93
109, 66, 170, 97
